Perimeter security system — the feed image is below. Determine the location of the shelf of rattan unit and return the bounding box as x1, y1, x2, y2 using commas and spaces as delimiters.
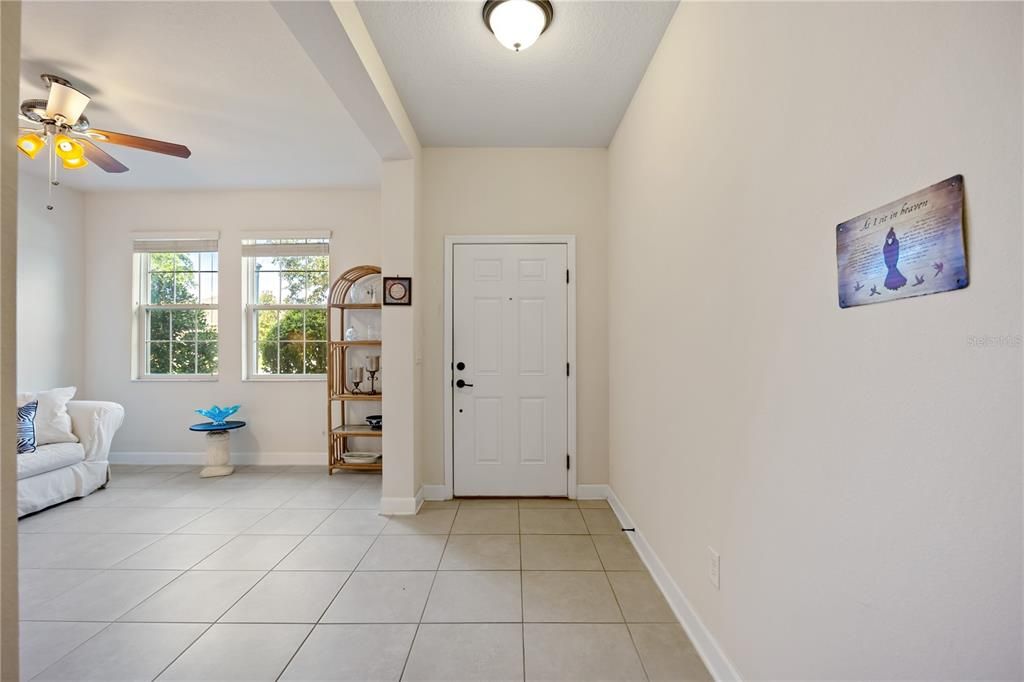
330, 393, 382, 402
330, 303, 382, 310
332, 340, 381, 347
329, 462, 383, 473
331, 424, 383, 438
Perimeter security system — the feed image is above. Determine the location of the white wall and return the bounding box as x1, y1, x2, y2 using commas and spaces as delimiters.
419, 148, 609, 487
17, 177, 85, 393
607, 3, 1022, 679
83, 188, 380, 459
380, 157, 424, 511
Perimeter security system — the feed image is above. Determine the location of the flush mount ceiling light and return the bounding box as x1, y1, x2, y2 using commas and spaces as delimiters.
483, 0, 553, 52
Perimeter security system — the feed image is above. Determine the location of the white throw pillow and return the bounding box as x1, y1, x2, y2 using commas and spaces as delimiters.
17, 386, 78, 445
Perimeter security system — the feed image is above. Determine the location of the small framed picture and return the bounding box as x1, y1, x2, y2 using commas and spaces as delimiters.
382, 276, 412, 306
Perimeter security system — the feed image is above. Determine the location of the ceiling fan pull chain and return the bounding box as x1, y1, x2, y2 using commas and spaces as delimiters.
46, 133, 55, 211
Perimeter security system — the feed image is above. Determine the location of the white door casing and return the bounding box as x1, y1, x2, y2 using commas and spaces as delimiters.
451, 242, 569, 497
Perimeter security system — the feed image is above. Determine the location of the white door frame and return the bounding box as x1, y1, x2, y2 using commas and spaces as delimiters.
443, 235, 578, 499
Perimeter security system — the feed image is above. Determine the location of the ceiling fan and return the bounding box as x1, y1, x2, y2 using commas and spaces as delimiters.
17, 74, 191, 210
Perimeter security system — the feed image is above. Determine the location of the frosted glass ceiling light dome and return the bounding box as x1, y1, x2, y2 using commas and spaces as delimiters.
483, 0, 553, 52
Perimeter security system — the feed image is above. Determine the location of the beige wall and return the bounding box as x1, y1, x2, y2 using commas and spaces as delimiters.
608, 2, 1022, 678
420, 148, 608, 486
83, 188, 379, 459
18, 179, 85, 392
380, 157, 424, 510
0, 3, 20, 677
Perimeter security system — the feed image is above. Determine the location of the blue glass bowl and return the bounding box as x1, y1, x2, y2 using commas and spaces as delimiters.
195, 404, 241, 426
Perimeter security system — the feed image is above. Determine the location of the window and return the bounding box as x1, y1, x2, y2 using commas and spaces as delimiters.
243, 236, 330, 378
133, 235, 219, 378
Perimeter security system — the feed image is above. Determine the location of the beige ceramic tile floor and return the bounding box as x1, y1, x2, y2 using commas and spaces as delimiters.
18, 465, 711, 681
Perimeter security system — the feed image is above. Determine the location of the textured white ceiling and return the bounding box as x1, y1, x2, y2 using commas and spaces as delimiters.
357, 0, 678, 147
18, 1, 381, 190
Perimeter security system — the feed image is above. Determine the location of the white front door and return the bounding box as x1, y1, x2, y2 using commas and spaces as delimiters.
452, 243, 568, 497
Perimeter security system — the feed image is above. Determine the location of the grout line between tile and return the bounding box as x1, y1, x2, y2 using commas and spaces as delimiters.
396, 531, 450, 680
21, 475, 683, 682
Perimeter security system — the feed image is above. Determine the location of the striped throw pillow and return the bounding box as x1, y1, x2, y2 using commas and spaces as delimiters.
17, 400, 38, 454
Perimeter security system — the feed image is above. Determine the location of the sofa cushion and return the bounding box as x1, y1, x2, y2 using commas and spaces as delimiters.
18, 386, 79, 446
17, 442, 85, 480
17, 400, 38, 454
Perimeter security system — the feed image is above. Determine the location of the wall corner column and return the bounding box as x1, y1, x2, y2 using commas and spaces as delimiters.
0, 1, 21, 678
380, 157, 422, 513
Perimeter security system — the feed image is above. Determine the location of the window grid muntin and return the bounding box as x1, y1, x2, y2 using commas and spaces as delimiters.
250, 304, 327, 376
245, 241, 328, 378
145, 251, 218, 306
253, 254, 329, 306
143, 305, 218, 375
139, 250, 219, 377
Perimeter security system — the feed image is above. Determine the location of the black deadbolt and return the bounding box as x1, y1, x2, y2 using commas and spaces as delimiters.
456, 362, 466, 370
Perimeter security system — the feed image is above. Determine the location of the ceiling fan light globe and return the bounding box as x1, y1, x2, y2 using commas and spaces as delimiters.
61, 156, 88, 170
16, 133, 45, 159
44, 82, 91, 125
488, 0, 547, 51
54, 134, 85, 161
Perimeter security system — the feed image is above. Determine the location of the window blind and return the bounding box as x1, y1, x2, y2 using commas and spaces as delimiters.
241, 242, 330, 258
133, 235, 219, 253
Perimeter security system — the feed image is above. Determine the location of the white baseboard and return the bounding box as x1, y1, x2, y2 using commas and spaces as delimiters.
421, 484, 450, 501
575, 483, 610, 500
109, 451, 325, 466
419, 483, 606, 501
379, 486, 424, 515
607, 488, 742, 682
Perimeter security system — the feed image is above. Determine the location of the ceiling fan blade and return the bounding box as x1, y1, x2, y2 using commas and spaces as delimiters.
81, 139, 129, 173
87, 128, 191, 159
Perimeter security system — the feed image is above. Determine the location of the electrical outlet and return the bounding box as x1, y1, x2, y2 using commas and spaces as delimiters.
708, 546, 721, 590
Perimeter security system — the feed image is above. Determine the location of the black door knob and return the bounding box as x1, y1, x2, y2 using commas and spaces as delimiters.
456, 362, 466, 370
456, 379, 474, 388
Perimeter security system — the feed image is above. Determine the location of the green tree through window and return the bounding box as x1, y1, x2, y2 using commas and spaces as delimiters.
250, 251, 328, 376
145, 251, 218, 375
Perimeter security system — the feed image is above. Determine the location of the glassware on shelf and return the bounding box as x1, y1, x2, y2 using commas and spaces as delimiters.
345, 325, 359, 341
349, 366, 365, 394
346, 275, 381, 305
366, 355, 381, 394
348, 280, 364, 304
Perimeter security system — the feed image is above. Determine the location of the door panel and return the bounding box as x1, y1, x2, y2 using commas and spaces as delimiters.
474, 298, 503, 374
453, 243, 568, 497
518, 298, 549, 374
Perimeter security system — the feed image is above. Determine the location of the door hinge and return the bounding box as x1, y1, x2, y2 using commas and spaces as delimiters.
566, 362, 570, 377
566, 454, 570, 470
566, 269, 570, 284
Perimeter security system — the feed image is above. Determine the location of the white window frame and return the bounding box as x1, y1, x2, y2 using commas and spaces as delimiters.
131, 233, 220, 382
242, 233, 331, 382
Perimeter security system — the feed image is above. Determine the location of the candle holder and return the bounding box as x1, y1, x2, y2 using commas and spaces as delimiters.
366, 355, 381, 395
349, 366, 365, 395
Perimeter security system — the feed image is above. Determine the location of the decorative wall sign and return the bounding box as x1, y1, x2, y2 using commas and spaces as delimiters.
382, 276, 412, 305
836, 175, 967, 308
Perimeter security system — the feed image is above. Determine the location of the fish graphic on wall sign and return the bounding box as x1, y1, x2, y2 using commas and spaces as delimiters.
835, 175, 968, 308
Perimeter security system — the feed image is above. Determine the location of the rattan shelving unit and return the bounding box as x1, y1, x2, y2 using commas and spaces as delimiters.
327, 265, 382, 474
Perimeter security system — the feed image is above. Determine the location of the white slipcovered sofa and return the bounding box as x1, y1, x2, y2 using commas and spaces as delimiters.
17, 401, 125, 517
